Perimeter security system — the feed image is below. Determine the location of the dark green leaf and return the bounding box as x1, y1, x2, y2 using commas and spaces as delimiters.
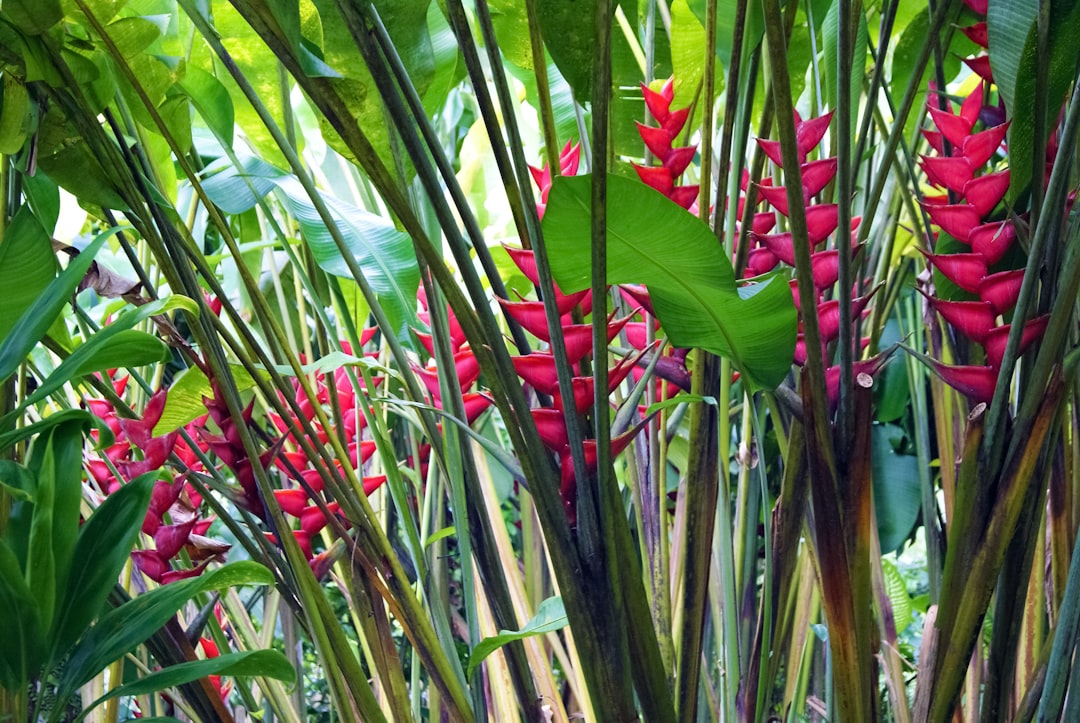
543, 174, 797, 388
57, 562, 274, 699
822, 0, 869, 151
0, 410, 96, 456
0, 229, 115, 386
466, 596, 567, 678
0, 206, 57, 347
0, 539, 43, 690
178, 66, 235, 147
50, 473, 156, 659
1, 0, 62, 34
871, 424, 921, 554
71, 328, 171, 376
79, 650, 296, 719
0, 460, 37, 501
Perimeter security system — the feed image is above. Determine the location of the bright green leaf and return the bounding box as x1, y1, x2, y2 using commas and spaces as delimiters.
467, 596, 567, 678
542, 174, 797, 388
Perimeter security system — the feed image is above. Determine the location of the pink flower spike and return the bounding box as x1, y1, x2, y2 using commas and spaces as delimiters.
512, 354, 560, 395
619, 284, 655, 316
969, 220, 1016, 266
754, 232, 797, 266
636, 122, 675, 159
928, 106, 972, 148
922, 128, 946, 155
274, 489, 310, 517
665, 107, 691, 137
132, 550, 168, 583
633, 163, 674, 195
960, 22, 989, 48
532, 408, 570, 451
642, 82, 671, 125
923, 202, 982, 243
932, 362, 998, 403
810, 249, 842, 290
796, 112, 833, 161
668, 185, 700, 210
756, 138, 784, 166
665, 146, 696, 177
500, 299, 554, 340
922, 155, 976, 193
756, 183, 790, 216
154, 520, 196, 560
462, 393, 493, 424
805, 204, 840, 244
927, 296, 998, 342
921, 250, 987, 293
751, 211, 777, 235
964, 56, 994, 83
801, 158, 838, 197
362, 475, 387, 495
747, 247, 781, 276
963, 170, 1010, 217
964, 0, 988, 14
960, 83, 984, 128
978, 268, 1025, 315
963, 123, 1009, 167
504, 246, 539, 285
982, 315, 1049, 369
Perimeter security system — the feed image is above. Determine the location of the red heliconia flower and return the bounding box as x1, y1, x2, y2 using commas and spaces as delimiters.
530, 140, 581, 219
633, 79, 699, 210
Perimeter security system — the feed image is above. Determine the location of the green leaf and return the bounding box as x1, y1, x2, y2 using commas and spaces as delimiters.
70, 328, 171, 376
466, 596, 567, 678
0, 460, 38, 501
822, 0, 869, 152
0, 538, 44, 690
881, 558, 914, 635
178, 65, 235, 147
871, 424, 921, 554
0, 206, 57, 348
49, 473, 156, 660
56, 562, 273, 699
990, 0, 1080, 200
0, 229, 117, 386
79, 650, 295, 720
1, 0, 62, 34
542, 174, 797, 388
6, 296, 196, 423
0, 409, 96, 456
25, 432, 59, 632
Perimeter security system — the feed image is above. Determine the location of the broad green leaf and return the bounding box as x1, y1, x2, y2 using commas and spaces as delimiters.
200, 155, 419, 339
79, 650, 295, 719
1, 0, 62, 34
21, 173, 61, 236
178, 65, 234, 146
71, 328, 171, 376
7, 295, 196, 421
56, 562, 273, 698
104, 16, 164, 58
543, 174, 797, 388
41, 420, 88, 629
871, 424, 921, 554
152, 363, 260, 435
0, 230, 115, 386
466, 596, 567, 678
421, 1, 465, 115
50, 473, 156, 659
882, 558, 914, 635
987, 0, 1037, 113
991, 0, 1080, 200
0, 539, 44, 690
0, 206, 57, 346
688, 0, 765, 69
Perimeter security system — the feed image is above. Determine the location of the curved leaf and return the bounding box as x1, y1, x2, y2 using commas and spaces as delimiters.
542, 174, 797, 388
467, 595, 567, 679
871, 424, 921, 554
50, 473, 156, 659
56, 562, 274, 698
78, 650, 296, 721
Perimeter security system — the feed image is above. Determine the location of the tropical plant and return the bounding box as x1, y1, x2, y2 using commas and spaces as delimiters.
1, 0, 1080, 721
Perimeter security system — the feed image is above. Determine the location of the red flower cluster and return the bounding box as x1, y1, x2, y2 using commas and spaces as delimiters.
633, 78, 699, 211
918, 82, 1048, 403
747, 111, 878, 407
85, 373, 229, 584
267, 331, 389, 565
